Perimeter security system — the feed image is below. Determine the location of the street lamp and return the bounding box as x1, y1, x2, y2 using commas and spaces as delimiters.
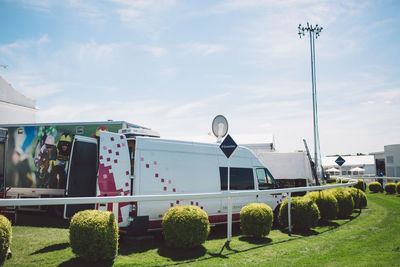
298, 22, 323, 185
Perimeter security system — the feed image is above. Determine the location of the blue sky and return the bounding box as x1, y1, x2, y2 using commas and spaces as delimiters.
1, 0, 399, 155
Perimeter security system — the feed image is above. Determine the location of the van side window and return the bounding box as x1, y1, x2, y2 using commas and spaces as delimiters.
256, 168, 277, 190
219, 167, 254, 190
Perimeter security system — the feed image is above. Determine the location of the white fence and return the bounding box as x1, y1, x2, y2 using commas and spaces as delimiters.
0, 178, 358, 239
333, 176, 400, 186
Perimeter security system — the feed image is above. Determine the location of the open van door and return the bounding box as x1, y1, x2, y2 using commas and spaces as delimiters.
97, 131, 131, 227
64, 136, 98, 218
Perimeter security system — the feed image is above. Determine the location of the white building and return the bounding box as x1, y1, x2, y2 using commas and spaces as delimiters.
0, 76, 37, 124
384, 144, 400, 177
322, 155, 375, 176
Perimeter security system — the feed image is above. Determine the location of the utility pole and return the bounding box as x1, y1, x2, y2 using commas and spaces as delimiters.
298, 22, 323, 185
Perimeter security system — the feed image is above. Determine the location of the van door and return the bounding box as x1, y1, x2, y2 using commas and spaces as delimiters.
64, 136, 98, 218
97, 131, 131, 227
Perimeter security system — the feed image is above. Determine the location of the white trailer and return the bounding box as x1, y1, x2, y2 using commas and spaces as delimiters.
65, 130, 285, 232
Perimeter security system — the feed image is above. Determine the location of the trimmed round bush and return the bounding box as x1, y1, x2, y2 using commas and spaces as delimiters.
358, 190, 368, 208
346, 187, 361, 209
384, 183, 396, 194
369, 182, 382, 193
353, 179, 366, 192
70, 210, 118, 261
162, 205, 210, 248
279, 197, 320, 230
396, 182, 400, 194
240, 203, 273, 238
0, 215, 12, 266
330, 188, 354, 218
306, 190, 338, 220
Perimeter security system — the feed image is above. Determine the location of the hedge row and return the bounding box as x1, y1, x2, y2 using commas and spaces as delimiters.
69, 186, 369, 258
368, 181, 400, 195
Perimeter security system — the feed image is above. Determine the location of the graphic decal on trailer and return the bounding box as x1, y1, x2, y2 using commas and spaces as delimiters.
97, 131, 131, 227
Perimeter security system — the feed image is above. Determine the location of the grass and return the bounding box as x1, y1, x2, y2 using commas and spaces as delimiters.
3, 192, 400, 266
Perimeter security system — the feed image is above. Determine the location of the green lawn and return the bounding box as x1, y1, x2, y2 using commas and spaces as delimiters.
4, 192, 400, 266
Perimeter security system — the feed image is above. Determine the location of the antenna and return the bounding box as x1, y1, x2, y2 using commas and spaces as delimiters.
211, 115, 228, 143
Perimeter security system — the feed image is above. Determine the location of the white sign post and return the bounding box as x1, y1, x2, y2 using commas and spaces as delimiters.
219, 134, 238, 243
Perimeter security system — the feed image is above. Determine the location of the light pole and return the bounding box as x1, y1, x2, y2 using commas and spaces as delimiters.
298, 22, 323, 185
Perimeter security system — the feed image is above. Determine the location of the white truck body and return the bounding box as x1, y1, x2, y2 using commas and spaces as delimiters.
66, 131, 285, 231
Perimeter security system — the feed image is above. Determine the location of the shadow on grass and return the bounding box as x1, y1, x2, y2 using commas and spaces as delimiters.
15, 211, 69, 229
120, 212, 363, 264
31, 242, 69, 255
207, 223, 241, 240
58, 258, 114, 267
318, 220, 339, 227
279, 228, 319, 236
158, 245, 207, 261
119, 235, 162, 255
238, 236, 272, 245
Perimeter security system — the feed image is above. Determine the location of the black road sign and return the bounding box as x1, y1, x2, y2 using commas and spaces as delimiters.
220, 134, 238, 159
335, 156, 346, 166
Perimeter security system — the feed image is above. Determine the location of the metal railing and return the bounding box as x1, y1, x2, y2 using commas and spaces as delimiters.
0, 178, 358, 239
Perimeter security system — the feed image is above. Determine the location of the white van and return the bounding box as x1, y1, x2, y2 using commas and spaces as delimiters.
65, 131, 285, 232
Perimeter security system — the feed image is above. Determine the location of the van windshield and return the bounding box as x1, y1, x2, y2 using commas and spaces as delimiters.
256, 168, 277, 190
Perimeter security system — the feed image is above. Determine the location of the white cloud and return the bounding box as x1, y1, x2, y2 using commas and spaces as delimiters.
179, 42, 226, 56
19, 0, 52, 12
0, 34, 49, 55
73, 41, 127, 61
111, 0, 178, 39
139, 45, 167, 57
4, 74, 65, 99
67, 0, 101, 18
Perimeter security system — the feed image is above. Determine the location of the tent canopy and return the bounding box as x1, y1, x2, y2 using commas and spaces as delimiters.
350, 167, 365, 172
256, 152, 313, 183
326, 167, 340, 173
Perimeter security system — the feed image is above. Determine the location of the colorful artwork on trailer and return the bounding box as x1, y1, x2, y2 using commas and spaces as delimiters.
4, 124, 120, 189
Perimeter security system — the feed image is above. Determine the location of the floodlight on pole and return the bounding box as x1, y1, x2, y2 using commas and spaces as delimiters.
298, 22, 323, 185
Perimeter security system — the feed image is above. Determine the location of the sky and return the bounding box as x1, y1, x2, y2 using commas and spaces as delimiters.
0, 0, 399, 156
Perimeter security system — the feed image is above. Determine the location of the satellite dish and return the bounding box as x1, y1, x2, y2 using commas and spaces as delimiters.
212, 115, 228, 142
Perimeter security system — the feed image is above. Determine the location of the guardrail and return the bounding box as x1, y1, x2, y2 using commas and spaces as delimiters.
0, 178, 357, 240
333, 176, 400, 186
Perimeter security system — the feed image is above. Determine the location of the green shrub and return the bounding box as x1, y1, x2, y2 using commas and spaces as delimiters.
384, 183, 396, 194
346, 187, 361, 209
279, 197, 320, 230
306, 190, 338, 220
358, 190, 368, 208
240, 203, 273, 238
396, 182, 400, 194
69, 210, 118, 262
330, 188, 354, 218
369, 182, 382, 193
0, 215, 12, 266
327, 178, 337, 184
353, 179, 366, 192
162, 205, 210, 248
